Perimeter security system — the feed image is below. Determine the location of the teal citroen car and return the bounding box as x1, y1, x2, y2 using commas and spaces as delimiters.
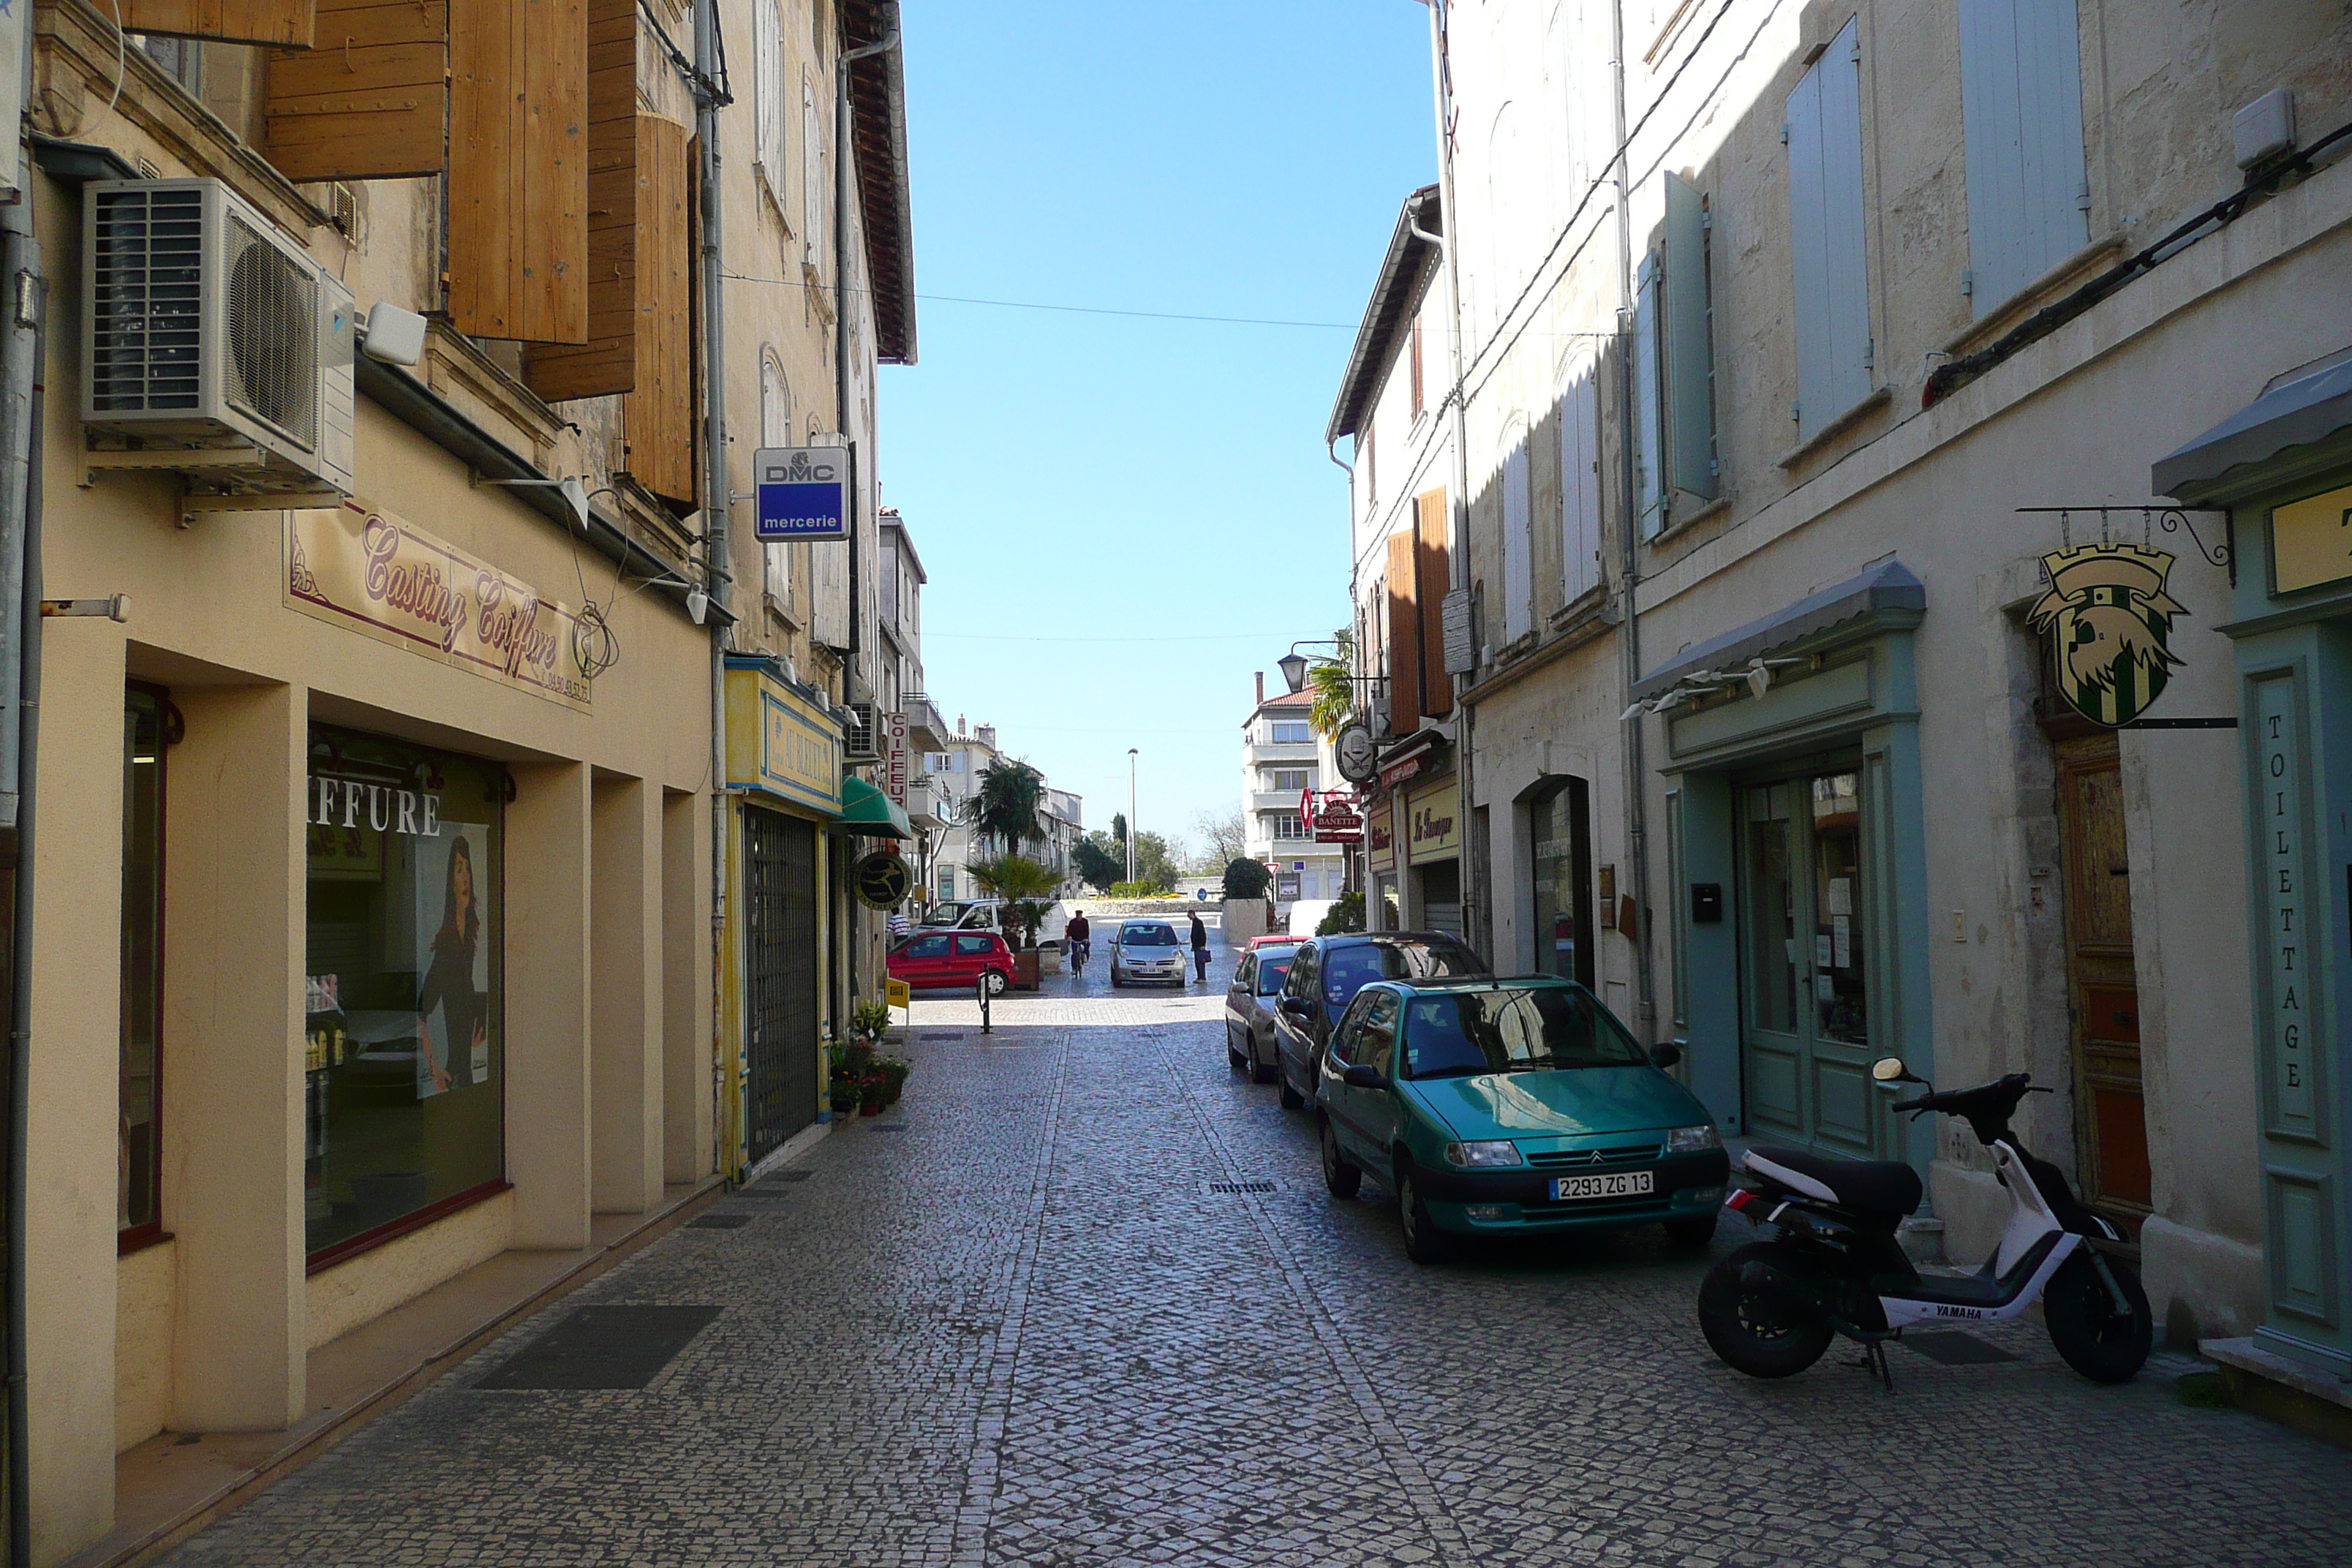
1311, 975, 1729, 1264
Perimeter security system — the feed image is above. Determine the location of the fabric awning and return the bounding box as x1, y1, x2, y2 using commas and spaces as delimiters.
1629, 559, 1925, 703
2152, 353, 2352, 505
837, 775, 915, 840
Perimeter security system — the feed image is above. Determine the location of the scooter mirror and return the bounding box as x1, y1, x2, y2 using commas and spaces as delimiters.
1872, 1056, 1910, 1082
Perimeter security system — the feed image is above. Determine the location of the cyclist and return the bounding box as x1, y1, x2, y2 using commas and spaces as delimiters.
1065, 908, 1091, 974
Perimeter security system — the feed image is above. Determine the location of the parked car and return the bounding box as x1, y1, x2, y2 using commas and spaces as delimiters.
1271, 932, 1487, 1110
887, 930, 1014, 995
1225, 941, 1302, 1083
918, 900, 1000, 932
1109, 920, 1187, 987
1311, 974, 1727, 1264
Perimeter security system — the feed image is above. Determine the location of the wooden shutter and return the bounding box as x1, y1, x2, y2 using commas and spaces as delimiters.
1662, 170, 1717, 500
524, 0, 639, 400
1959, 0, 2089, 315
1558, 355, 1601, 602
1416, 491, 1451, 720
1385, 529, 1421, 736
448, 0, 589, 343
622, 117, 696, 505
1786, 16, 1871, 445
263, 0, 447, 181
1501, 434, 1531, 642
1632, 256, 1663, 533
119, 0, 313, 45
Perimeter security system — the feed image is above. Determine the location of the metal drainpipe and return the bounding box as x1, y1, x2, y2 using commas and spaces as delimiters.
1610, 0, 1658, 1040
837, 16, 900, 1006
1426, 1, 1478, 953
1, 191, 43, 1568
694, 0, 732, 1177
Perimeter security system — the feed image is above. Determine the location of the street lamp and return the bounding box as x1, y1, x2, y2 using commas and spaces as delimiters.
1127, 748, 1139, 883
1277, 650, 1310, 694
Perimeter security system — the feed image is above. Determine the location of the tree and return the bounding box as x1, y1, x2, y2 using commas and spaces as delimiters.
1316, 890, 1365, 935
1308, 627, 1357, 742
1109, 813, 1128, 844
1073, 832, 1125, 892
1193, 807, 1247, 867
1129, 831, 1181, 893
966, 853, 1060, 949
1222, 858, 1270, 900
973, 759, 1047, 855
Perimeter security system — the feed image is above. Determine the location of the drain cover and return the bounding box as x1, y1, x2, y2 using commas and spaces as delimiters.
475, 1305, 722, 1390
763, 1169, 814, 1185
923, 1032, 965, 1041
1899, 1330, 2019, 1365
1202, 1180, 1278, 1196
688, 1212, 755, 1229
872, 1123, 909, 1133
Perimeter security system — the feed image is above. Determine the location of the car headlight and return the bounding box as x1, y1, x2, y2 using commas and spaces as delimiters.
1443, 1140, 1523, 1169
1667, 1123, 1721, 1154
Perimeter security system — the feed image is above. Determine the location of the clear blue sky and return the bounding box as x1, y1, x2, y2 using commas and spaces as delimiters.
878, 0, 1436, 863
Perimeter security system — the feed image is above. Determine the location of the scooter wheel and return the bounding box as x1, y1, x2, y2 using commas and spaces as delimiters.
2043, 1251, 2152, 1384
1698, 1243, 1833, 1379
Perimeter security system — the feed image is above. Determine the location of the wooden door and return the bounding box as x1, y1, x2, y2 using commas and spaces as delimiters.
2054, 734, 2151, 1219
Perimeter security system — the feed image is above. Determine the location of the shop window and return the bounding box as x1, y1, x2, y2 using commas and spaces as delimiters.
304, 727, 507, 1264
1529, 777, 1594, 990
120, 687, 170, 1249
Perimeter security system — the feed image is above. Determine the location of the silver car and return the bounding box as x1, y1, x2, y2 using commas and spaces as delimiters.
1225, 942, 1300, 1083
1109, 920, 1187, 987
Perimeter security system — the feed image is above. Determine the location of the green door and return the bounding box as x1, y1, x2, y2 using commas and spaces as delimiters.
1738, 771, 1878, 1156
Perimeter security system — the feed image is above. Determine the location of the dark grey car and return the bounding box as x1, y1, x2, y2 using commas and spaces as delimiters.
1271, 932, 1488, 1111
1224, 942, 1301, 1084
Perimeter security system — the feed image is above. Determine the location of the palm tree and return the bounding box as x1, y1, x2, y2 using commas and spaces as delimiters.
973, 758, 1047, 856
966, 853, 1061, 949
1307, 628, 1357, 742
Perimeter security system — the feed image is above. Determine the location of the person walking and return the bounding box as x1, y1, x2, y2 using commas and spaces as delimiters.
887, 905, 911, 942
1065, 908, 1091, 975
1188, 911, 1210, 984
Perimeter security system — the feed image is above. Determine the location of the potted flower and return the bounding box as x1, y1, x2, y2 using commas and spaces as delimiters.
877, 1057, 910, 1107
859, 1066, 888, 1116
851, 998, 893, 1047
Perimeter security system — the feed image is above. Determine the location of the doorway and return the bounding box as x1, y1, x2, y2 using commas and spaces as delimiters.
1530, 777, 1594, 989
1737, 769, 1877, 1155
742, 805, 819, 1164
2051, 732, 2150, 1222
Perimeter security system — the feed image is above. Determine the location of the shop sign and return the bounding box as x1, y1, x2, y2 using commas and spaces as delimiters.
1367, 799, 1396, 875
883, 711, 910, 806
725, 666, 844, 813
1308, 789, 1364, 843
285, 502, 592, 711
2027, 543, 2185, 728
2269, 482, 2352, 596
1406, 779, 1459, 865
856, 850, 913, 910
753, 446, 849, 540
2253, 675, 2318, 1138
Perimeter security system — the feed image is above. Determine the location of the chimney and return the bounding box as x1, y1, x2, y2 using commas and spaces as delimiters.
977, 724, 998, 750
957, 712, 966, 736
1254, 671, 1264, 705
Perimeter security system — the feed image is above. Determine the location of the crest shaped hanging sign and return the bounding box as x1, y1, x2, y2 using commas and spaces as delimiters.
2028, 543, 2186, 728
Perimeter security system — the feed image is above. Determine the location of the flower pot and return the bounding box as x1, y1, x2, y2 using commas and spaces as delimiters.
1013, 949, 1041, 990
860, 1094, 885, 1116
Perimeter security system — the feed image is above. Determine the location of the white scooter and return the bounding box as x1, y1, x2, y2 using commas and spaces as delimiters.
1697, 1058, 2151, 1390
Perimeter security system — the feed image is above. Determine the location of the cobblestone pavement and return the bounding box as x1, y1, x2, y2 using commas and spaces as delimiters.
165, 945, 2352, 1567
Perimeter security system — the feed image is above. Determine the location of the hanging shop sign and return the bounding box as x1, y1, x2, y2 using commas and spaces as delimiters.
753, 446, 850, 540
1305, 789, 1363, 843
2028, 543, 2186, 728
725, 663, 845, 813
883, 710, 910, 806
1335, 722, 1378, 785
1406, 778, 1460, 865
285, 502, 593, 711
2269, 481, 2352, 595
855, 850, 913, 910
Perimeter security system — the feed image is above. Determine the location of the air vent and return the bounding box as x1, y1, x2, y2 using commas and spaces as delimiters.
88, 184, 204, 414
843, 700, 881, 760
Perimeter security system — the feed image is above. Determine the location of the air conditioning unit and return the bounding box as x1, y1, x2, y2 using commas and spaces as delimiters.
843, 701, 880, 761
83, 178, 356, 497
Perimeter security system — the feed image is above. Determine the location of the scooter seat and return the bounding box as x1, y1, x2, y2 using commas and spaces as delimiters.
1746, 1146, 1923, 1215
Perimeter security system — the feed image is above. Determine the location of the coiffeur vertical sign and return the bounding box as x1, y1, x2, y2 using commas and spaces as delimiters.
286, 500, 594, 710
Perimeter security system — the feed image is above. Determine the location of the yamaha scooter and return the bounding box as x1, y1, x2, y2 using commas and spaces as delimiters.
1697, 1058, 2151, 1389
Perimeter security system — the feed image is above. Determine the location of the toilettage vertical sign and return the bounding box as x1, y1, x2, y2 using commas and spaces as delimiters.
285, 500, 593, 711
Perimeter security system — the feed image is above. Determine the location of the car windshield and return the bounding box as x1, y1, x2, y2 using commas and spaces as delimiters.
1254, 956, 1296, 995
1321, 940, 1485, 1009
1120, 924, 1179, 946
1401, 987, 1648, 1078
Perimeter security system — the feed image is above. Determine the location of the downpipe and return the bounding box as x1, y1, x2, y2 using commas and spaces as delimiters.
694, 0, 732, 1180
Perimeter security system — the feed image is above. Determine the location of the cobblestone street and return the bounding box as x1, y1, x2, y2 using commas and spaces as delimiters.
163, 949, 2352, 1568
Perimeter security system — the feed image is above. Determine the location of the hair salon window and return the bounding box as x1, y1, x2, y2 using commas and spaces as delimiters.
304, 727, 506, 1264
120, 687, 169, 1249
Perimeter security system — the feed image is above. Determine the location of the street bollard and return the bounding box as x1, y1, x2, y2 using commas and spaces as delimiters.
978, 973, 992, 1034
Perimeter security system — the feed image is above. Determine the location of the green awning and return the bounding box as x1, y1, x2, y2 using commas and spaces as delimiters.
837, 775, 916, 839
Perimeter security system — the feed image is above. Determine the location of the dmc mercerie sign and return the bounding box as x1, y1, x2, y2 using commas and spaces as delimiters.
753, 446, 849, 541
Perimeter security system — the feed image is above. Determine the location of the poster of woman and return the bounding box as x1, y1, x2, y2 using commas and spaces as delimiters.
415, 827, 491, 1098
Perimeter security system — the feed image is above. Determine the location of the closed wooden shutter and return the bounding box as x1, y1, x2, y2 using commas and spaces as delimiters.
524, 0, 639, 400
1959, 0, 2089, 315
448, 0, 589, 343
621, 117, 696, 505
1632, 254, 1663, 533
1558, 354, 1601, 602
1787, 16, 1872, 445
121, 0, 313, 45
1662, 170, 1717, 500
1386, 529, 1420, 736
263, 0, 447, 181
1501, 431, 1531, 642
1416, 491, 1451, 720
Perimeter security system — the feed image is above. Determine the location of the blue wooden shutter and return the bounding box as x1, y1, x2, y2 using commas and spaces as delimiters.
1959, 0, 2089, 314
1559, 355, 1601, 602
1501, 430, 1532, 641
1635, 255, 1665, 535
1662, 171, 1718, 499
1786, 17, 1872, 445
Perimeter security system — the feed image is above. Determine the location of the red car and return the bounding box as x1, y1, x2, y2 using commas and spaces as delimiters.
889, 930, 1014, 995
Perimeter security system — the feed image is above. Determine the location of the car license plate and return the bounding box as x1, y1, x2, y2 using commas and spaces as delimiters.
1549, 1171, 1653, 1202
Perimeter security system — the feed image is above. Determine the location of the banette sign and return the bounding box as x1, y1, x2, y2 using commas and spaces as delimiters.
285, 501, 594, 712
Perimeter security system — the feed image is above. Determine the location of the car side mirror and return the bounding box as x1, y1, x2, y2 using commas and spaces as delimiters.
1343, 1063, 1385, 1090
1278, 996, 1305, 1017
1648, 1041, 1682, 1069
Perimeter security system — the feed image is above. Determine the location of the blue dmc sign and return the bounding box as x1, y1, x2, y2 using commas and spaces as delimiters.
753, 446, 849, 540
